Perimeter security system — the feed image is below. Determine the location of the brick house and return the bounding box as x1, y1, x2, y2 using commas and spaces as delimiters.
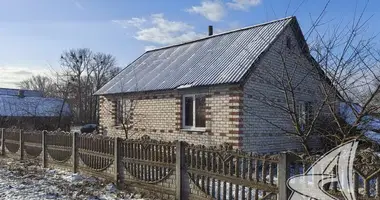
95, 16, 333, 153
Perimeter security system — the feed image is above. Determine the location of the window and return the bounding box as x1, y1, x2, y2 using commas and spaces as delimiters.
115, 98, 134, 126
182, 94, 206, 130
115, 99, 124, 125
298, 101, 313, 129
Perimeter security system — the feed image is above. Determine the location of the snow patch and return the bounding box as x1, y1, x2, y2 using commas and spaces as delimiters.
0, 158, 146, 200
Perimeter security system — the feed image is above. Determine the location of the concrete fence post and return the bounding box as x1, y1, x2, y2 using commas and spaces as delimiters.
176, 141, 189, 200
19, 129, 24, 160
42, 130, 47, 168
1, 128, 5, 156
278, 152, 291, 200
114, 137, 122, 188
72, 132, 78, 173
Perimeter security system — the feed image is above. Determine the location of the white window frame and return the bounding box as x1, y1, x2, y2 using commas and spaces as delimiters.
182, 94, 206, 131
298, 101, 313, 129
115, 98, 124, 125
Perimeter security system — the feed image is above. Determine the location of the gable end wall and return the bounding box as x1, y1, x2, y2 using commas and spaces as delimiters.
241, 25, 323, 154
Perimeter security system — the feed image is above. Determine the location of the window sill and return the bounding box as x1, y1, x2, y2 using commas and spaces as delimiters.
181, 128, 206, 132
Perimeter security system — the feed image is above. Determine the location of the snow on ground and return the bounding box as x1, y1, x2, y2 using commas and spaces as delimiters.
0, 158, 146, 200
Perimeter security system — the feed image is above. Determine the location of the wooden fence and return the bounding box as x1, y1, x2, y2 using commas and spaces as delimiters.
1, 128, 380, 200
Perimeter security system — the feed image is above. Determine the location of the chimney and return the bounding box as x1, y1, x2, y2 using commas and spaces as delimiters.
208, 25, 213, 36
18, 90, 25, 98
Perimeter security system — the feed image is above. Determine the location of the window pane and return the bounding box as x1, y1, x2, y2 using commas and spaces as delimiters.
195, 95, 206, 127
305, 102, 313, 123
298, 102, 306, 124
184, 97, 193, 126
116, 99, 123, 124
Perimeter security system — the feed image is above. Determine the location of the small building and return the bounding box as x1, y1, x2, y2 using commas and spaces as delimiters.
0, 88, 72, 131
95, 16, 335, 154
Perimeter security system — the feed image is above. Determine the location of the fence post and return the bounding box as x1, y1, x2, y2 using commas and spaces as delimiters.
1, 128, 5, 156
114, 137, 122, 188
278, 152, 291, 200
19, 129, 24, 160
72, 132, 78, 173
42, 130, 47, 168
176, 141, 189, 200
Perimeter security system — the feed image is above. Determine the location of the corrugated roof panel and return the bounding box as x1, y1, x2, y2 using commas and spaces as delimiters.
163, 37, 222, 89
175, 31, 243, 87
154, 42, 206, 90
192, 32, 244, 86
95, 17, 294, 95
0, 96, 71, 117
0, 88, 43, 97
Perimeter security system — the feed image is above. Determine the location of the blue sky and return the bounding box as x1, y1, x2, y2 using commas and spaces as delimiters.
0, 0, 379, 88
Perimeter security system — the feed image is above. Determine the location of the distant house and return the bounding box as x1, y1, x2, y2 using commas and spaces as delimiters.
0, 88, 72, 131
95, 16, 335, 153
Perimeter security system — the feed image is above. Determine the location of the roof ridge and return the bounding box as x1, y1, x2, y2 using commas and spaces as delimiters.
146, 16, 295, 53
0, 87, 41, 92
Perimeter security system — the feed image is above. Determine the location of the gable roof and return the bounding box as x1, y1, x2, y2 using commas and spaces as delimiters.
0, 88, 43, 97
0, 88, 71, 117
0, 95, 71, 117
95, 16, 296, 95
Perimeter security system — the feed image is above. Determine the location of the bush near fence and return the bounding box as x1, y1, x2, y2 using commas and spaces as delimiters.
0, 128, 380, 200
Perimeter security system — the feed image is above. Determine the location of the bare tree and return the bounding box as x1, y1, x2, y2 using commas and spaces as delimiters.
17, 49, 120, 131
57, 49, 119, 125
60, 48, 92, 123
243, 1, 380, 154
309, 12, 380, 149
91, 53, 120, 124
18, 75, 55, 97
92, 53, 119, 91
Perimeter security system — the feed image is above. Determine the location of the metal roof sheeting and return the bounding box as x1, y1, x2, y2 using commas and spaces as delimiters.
0, 88, 43, 97
95, 17, 294, 95
0, 95, 71, 117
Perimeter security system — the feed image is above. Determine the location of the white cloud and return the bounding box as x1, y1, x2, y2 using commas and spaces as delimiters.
0, 66, 52, 89
186, 1, 226, 22
113, 13, 205, 46
227, 0, 261, 11
144, 45, 157, 51
112, 18, 146, 29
